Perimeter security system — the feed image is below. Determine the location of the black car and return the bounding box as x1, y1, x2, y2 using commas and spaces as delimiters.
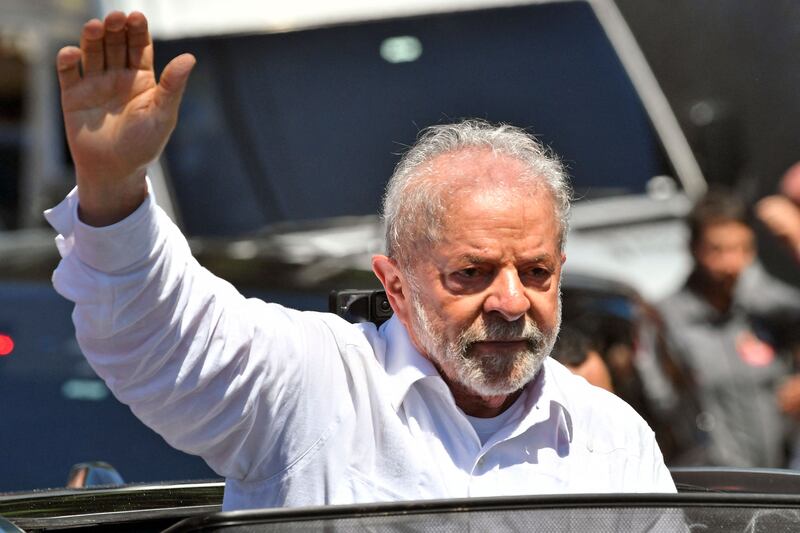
4, 469, 800, 532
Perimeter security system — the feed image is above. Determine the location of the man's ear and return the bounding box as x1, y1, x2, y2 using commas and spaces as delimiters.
372, 254, 413, 328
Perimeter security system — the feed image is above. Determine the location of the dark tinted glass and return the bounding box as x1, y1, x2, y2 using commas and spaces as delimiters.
0, 281, 331, 492
167, 495, 800, 533
0, 282, 216, 491
204, 508, 687, 532
156, 1, 670, 237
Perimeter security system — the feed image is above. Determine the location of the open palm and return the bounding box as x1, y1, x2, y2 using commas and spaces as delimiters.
57, 11, 194, 225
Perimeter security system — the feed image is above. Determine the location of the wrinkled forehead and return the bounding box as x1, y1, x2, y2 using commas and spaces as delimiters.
393, 147, 559, 268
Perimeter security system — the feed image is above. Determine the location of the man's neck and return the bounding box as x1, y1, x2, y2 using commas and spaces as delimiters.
689, 269, 735, 314
702, 288, 733, 313
440, 373, 523, 418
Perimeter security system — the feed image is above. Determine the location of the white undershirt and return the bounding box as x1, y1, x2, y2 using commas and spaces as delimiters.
464, 388, 529, 445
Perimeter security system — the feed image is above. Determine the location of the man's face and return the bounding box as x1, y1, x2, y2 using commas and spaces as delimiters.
402, 150, 564, 397
693, 220, 755, 290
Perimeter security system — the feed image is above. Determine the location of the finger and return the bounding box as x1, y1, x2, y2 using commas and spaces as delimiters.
56, 46, 82, 91
781, 162, 800, 204
103, 11, 128, 70
80, 18, 105, 75
127, 11, 153, 71
755, 197, 782, 220
154, 54, 196, 118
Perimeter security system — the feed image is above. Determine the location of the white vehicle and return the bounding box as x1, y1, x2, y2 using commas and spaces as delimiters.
101, 0, 706, 301
3, 0, 705, 300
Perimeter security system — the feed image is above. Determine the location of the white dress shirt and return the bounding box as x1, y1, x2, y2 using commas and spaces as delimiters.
45, 185, 676, 511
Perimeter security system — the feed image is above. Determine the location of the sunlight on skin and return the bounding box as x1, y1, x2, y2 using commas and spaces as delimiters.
373, 149, 565, 417
56, 11, 195, 226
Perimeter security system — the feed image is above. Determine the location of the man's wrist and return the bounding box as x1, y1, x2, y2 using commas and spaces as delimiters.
76, 169, 148, 227
71, 179, 161, 273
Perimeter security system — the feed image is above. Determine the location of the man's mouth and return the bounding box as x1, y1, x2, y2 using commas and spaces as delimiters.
470, 339, 529, 353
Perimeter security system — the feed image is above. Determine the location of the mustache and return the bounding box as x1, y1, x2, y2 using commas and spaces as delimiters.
458, 316, 546, 353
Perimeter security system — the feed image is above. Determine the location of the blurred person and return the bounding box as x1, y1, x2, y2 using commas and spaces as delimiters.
756, 161, 800, 264
45, 12, 676, 510
757, 162, 800, 467
550, 325, 614, 392
659, 190, 800, 467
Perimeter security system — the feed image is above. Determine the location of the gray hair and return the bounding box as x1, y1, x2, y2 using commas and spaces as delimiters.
382, 119, 572, 265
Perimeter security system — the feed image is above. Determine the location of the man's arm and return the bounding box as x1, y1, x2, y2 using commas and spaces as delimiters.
47, 187, 353, 482
755, 195, 800, 264
756, 162, 800, 264
56, 11, 194, 226
50, 13, 356, 483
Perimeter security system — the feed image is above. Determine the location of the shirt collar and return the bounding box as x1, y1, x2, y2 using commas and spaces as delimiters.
515, 358, 574, 444
380, 315, 440, 410
380, 315, 573, 444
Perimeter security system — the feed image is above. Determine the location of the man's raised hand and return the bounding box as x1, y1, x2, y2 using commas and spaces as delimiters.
57, 11, 195, 226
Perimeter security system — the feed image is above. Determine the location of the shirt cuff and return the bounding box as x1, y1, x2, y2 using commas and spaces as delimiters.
43, 178, 161, 273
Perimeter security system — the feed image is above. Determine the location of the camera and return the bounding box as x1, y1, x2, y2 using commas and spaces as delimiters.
329, 289, 394, 326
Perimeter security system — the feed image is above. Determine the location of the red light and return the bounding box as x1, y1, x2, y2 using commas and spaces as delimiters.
0, 334, 14, 356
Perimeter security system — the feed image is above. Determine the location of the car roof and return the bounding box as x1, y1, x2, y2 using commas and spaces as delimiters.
101, 0, 560, 39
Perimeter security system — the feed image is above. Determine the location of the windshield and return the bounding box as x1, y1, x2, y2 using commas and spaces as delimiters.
155, 1, 671, 237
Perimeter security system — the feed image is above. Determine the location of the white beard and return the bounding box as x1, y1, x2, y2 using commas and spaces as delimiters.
410, 292, 560, 397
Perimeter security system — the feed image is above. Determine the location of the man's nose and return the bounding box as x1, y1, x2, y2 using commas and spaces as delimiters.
484, 269, 531, 321
719, 250, 748, 276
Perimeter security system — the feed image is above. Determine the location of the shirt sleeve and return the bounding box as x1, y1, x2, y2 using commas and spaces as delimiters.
647, 431, 678, 492
736, 262, 800, 347
45, 183, 355, 482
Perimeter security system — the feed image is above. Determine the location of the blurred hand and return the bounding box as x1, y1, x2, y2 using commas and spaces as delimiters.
779, 161, 800, 205
777, 375, 800, 418
755, 195, 800, 261
56, 11, 195, 226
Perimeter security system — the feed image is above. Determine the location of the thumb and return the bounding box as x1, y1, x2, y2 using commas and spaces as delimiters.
155, 53, 196, 119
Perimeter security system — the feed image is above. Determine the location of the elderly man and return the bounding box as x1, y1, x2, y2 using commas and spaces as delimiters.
48, 12, 674, 510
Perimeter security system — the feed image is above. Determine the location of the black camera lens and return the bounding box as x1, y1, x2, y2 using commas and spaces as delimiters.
374, 294, 393, 319
330, 290, 393, 325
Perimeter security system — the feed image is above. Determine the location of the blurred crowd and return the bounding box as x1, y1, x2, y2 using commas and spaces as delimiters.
552, 163, 800, 468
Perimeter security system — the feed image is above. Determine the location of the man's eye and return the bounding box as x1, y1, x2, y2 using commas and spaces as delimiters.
526, 267, 551, 281
458, 268, 480, 278
446, 267, 492, 292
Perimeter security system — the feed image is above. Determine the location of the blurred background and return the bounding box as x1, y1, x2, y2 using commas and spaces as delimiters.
615, 0, 800, 287
0, 0, 798, 492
